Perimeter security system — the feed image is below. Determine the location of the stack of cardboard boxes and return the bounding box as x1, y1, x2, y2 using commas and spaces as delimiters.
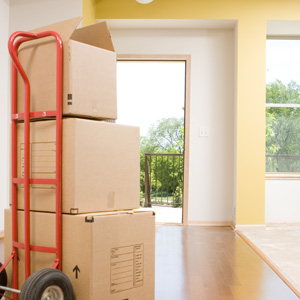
4, 17, 155, 300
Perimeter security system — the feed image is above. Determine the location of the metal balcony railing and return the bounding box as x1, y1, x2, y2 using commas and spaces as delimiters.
144, 153, 184, 208
266, 154, 300, 172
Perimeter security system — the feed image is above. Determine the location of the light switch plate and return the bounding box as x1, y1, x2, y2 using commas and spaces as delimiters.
199, 127, 209, 137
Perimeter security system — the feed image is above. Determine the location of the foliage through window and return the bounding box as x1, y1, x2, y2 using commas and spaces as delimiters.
266, 39, 300, 173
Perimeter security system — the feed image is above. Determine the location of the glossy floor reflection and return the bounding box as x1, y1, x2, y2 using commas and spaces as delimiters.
238, 225, 300, 296
155, 226, 299, 300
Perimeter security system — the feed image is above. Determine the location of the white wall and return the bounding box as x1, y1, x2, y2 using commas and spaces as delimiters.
0, 0, 10, 233
109, 26, 235, 224
266, 180, 300, 223
9, 0, 82, 33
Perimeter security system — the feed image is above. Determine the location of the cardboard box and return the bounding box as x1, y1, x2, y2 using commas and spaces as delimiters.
16, 118, 140, 213
16, 17, 117, 120
4, 209, 155, 300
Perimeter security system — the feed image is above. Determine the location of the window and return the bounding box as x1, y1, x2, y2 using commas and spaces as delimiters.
266, 39, 300, 173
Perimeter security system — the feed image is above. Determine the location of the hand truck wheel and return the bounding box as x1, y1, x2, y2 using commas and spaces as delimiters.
19, 268, 73, 300
0, 263, 8, 299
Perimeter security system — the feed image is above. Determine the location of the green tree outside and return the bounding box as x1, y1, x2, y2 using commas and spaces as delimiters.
266, 79, 300, 172
140, 117, 184, 207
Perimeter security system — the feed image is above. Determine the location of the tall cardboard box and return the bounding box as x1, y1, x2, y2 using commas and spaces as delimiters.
16, 118, 140, 213
4, 209, 155, 300
16, 17, 117, 120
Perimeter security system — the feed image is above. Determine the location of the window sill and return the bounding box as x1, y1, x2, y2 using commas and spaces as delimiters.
266, 173, 300, 180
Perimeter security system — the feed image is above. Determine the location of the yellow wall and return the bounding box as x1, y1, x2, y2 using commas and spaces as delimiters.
82, 0, 96, 27
84, 0, 300, 225
94, 0, 300, 20
235, 18, 266, 225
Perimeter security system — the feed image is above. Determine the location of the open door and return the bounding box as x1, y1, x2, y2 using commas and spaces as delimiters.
116, 55, 190, 225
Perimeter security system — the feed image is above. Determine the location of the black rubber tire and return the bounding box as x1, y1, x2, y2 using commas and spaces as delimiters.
20, 268, 53, 300
19, 268, 73, 300
0, 263, 7, 300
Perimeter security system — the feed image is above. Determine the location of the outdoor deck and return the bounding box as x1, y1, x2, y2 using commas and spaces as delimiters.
140, 205, 182, 224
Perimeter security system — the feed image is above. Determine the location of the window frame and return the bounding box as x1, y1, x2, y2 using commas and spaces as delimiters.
266, 37, 300, 179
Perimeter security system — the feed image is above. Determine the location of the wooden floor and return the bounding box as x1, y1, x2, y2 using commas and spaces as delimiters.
1, 227, 299, 299
155, 226, 299, 300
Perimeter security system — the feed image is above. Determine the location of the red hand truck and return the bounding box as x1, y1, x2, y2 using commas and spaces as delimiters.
0, 30, 73, 300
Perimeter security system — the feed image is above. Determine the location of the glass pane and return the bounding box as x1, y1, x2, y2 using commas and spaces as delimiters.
266, 107, 300, 172
266, 80, 300, 105
267, 40, 300, 103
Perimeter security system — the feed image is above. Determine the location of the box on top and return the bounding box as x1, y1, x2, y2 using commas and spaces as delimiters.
16, 17, 117, 120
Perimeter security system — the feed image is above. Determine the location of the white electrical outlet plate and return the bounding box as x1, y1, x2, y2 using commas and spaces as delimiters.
199, 126, 209, 137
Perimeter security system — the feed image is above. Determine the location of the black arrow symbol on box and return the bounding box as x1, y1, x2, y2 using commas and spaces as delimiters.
73, 265, 80, 279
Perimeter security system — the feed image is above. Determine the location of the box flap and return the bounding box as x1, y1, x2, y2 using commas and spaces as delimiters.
70, 21, 115, 52
30, 17, 82, 42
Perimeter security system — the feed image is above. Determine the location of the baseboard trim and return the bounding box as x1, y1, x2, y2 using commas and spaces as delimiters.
235, 224, 265, 230
266, 222, 300, 226
188, 220, 232, 227
236, 230, 300, 299
155, 222, 183, 226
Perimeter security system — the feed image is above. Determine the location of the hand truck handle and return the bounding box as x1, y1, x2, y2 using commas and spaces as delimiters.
8, 30, 63, 292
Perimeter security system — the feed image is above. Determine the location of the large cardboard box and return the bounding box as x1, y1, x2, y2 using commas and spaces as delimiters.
4, 209, 155, 300
16, 118, 140, 213
16, 17, 117, 120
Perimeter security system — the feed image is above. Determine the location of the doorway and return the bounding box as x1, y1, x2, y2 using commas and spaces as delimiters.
116, 55, 190, 225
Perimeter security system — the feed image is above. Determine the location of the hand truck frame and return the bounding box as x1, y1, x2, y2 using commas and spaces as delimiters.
0, 30, 73, 300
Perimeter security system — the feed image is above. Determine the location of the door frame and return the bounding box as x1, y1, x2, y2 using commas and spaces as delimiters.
117, 54, 191, 226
